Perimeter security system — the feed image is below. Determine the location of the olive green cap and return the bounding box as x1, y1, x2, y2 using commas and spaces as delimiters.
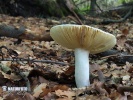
50, 24, 116, 54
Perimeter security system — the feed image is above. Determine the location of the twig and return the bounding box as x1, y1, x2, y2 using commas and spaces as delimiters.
67, 15, 80, 24
117, 86, 133, 95
101, 7, 133, 24
0, 58, 71, 66
71, 10, 83, 25
76, 0, 88, 6
65, 0, 83, 25
95, 1, 103, 13
101, 54, 133, 59
100, 54, 118, 59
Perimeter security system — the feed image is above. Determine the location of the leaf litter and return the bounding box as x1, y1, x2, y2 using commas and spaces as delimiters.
0, 14, 133, 99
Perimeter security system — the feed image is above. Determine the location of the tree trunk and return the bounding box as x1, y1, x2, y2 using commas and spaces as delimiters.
89, 0, 97, 16
0, 0, 78, 18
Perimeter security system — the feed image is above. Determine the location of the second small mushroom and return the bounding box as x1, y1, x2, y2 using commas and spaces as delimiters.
50, 24, 116, 88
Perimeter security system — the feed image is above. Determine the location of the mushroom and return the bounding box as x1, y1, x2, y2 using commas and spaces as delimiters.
50, 24, 116, 88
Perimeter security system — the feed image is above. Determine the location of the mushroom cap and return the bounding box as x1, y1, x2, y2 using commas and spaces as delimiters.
50, 24, 116, 54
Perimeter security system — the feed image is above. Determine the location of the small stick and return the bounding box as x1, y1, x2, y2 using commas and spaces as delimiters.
66, 0, 83, 25
71, 10, 83, 25
117, 86, 133, 95
0, 58, 71, 66
101, 54, 133, 59
100, 54, 118, 59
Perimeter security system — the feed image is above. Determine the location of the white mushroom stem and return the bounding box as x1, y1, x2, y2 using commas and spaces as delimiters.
74, 48, 90, 88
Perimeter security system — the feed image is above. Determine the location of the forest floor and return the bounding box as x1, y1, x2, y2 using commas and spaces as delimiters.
0, 14, 133, 100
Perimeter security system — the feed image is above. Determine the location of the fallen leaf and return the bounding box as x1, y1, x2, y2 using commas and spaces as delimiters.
33, 83, 47, 98
121, 28, 129, 35
4, 92, 35, 100
55, 89, 75, 100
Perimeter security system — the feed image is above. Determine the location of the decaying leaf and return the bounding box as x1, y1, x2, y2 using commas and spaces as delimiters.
4, 92, 35, 100
33, 83, 47, 98
55, 89, 75, 100
41, 85, 69, 97
92, 80, 108, 96
116, 35, 127, 51
0, 70, 22, 81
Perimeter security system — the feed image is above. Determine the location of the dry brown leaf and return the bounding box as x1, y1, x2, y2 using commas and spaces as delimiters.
40, 87, 51, 97
0, 97, 3, 100
128, 67, 133, 73
122, 75, 131, 85
86, 95, 111, 100
109, 90, 120, 100
41, 85, 69, 97
123, 62, 132, 72
10, 73, 22, 81
33, 83, 47, 98
0, 70, 21, 81
38, 76, 49, 84
64, 66, 74, 76
55, 89, 75, 100
116, 35, 127, 51
92, 80, 108, 95
124, 40, 133, 53
99, 64, 108, 71
0, 70, 29, 82
43, 92, 55, 100
1, 61, 11, 67
116, 94, 128, 100
14, 50, 21, 55
52, 85, 69, 91
0, 87, 3, 95
90, 63, 100, 72
122, 75, 130, 81
121, 28, 129, 35
4, 92, 35, 100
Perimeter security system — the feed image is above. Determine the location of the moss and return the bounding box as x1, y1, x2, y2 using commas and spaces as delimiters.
37, 0, 67, 17
48, 1, 64, 17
